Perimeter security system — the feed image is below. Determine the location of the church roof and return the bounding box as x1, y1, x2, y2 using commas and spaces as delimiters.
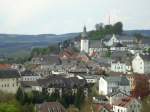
81, 26, 88, 39
89, 40, 104, 48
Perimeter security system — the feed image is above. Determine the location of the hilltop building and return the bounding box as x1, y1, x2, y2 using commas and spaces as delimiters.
80, 26, 107, 55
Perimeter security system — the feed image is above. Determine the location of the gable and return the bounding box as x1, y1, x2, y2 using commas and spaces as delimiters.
133, 55, 143, 63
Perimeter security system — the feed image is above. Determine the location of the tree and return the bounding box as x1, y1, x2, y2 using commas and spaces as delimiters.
16, 87, 26, 105
141, 95, 150, 112
95, 23, 103, 31
21, 104, 35, 112
112, 22, 123, 34
74, 88, 85, 109
131, 75, 149, 99
104, 25, 113, 34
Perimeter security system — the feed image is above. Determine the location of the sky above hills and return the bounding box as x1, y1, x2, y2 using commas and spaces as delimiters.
0, 0, 149, 34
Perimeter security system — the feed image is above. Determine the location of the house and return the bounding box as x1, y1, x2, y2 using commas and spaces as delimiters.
59, 49, 77, 60
104, 34, 119, 46
31, 54, 61, 65
20, 70, 41, 81
35, 102, 66, 112
128, 47, 143, 55
0, 64, 11, 69
113, 97, 141, 112
37, 76, 88, 96
126, 75, 136, 91
88, 40, 108, 56
77, 75, 99, 84
107, 90, 129, 105
111, 59, 131, 74
0, 69, 20, 93
20, 81, 42, 93
104, 34, 135, 47
93, 95, 109, 104
110, 43, 127, 52
98, 76, 130, 95
77, 51, 90, 62
11, 64, 26, 72
132, 53, 150, 74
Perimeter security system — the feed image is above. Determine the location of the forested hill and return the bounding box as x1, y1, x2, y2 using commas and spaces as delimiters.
0, 33, 79, 56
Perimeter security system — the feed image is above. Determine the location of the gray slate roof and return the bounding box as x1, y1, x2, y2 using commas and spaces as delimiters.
140, 54, 150, 61
0, 69, 20, 78
21, 70, 39, 76
104, 76, 129, 86
37, 75, 87, 88
107, 90, 129, 97
89, 40, 104, 48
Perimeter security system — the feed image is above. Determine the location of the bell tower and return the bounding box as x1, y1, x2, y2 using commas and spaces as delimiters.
80, 26, 89, 53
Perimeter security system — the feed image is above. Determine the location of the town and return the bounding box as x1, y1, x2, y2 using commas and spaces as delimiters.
0, 21, 150, 112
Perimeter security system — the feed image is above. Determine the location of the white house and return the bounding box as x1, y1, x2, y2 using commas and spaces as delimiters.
113, 97, 141, 112
98, 76, 130, 95
104, 34, 135, 47
76, 75, 98, 84
132, 53, 150, 74
107, 90, 129, 105
111, 60, 131, 74
21, 70, 41, 81
110, 43, 127, 52
104, 34, 119, 46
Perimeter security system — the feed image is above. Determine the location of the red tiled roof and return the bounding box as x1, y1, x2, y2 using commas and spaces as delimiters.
113, 97, 136, 108
0, 64, 11, 69
35, 102, 66, 112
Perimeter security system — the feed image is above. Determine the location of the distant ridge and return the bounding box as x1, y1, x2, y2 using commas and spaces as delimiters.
124, 30, 150, 36
0, 33, 79, 56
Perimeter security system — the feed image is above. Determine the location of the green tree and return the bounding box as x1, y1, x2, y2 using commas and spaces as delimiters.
112, 22, 123, 34
104, 25, 113, 34
142, 96, 150, 112
16, 87, 26, 105
74, 88, 85, 109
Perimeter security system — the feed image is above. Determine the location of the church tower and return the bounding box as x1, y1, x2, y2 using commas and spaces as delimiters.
80, 26, 89, 53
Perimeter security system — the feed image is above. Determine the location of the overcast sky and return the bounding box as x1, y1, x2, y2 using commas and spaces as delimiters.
0, 0, 150, 34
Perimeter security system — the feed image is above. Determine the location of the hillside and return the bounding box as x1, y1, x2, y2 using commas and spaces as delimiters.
0, 33, 79, 57
124, 30, 150, 37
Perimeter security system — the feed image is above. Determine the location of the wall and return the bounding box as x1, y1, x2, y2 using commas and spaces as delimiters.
0, 78, 20, 94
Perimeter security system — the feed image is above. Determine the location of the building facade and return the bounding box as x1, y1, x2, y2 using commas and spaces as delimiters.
0, 69, 20, 93
132, 53, 150, 74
